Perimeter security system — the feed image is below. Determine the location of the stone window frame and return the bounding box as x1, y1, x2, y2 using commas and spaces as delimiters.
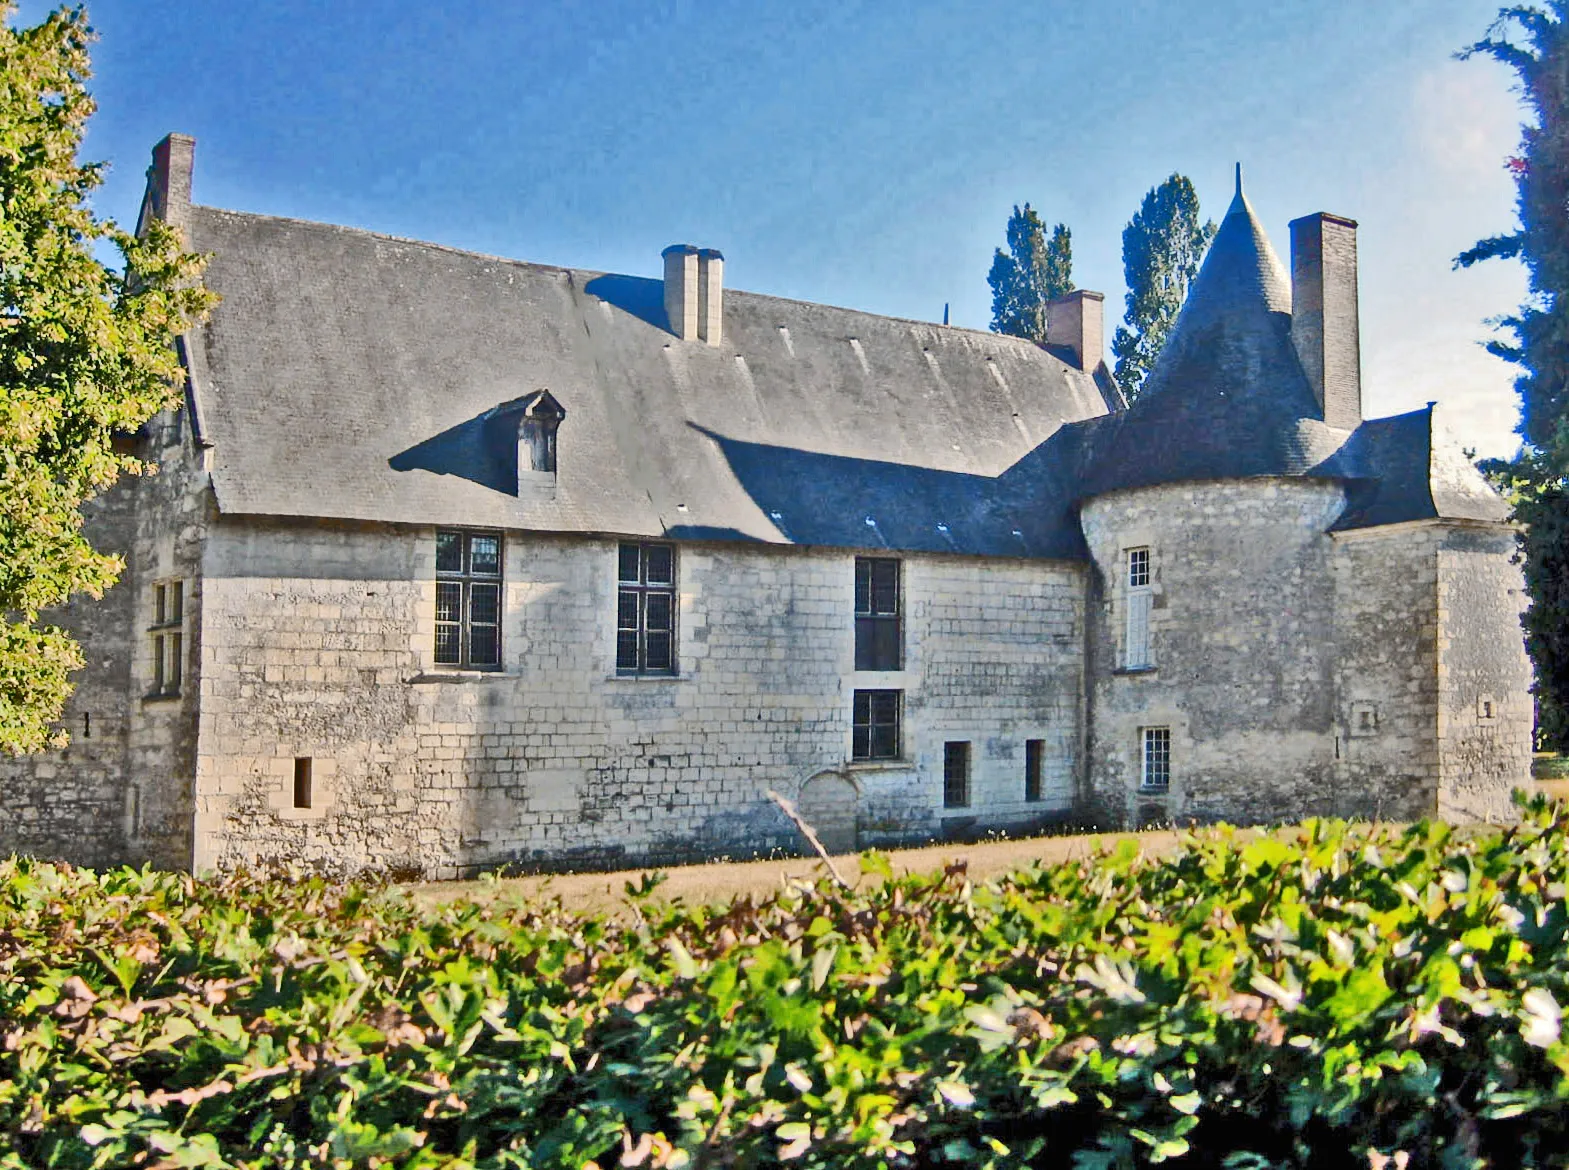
1124, 546, 1153, 670
1140, 726, 1171, 794
1349, 701, 1379, 737
854, 556, 902, 671
146, 579, 185, 699
434, 529, 503, 670
851, 689, 901, 761
943, 740, 971, 809
616, 541, 677, 676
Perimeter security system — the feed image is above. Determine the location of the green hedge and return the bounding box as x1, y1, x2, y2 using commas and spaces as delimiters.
4, 804, 1569, 1168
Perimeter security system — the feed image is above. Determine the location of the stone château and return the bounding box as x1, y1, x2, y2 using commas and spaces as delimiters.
0, 137, 1532, 877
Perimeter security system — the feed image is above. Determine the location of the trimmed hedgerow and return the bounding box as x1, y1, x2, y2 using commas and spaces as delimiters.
3, 806, 1569, 1168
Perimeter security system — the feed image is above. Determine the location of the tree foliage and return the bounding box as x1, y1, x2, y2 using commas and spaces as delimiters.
0, 4, 213, 754
1111, 174, 1215, 402
987, 203, 1072, 343
1458, 4, 1569, 748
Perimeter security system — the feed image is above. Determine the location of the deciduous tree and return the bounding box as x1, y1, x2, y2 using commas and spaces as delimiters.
0, 3, 213, 753
1459, 3, 1569, 748
1111, 174, 1215, 401
987, 203, 1072, 343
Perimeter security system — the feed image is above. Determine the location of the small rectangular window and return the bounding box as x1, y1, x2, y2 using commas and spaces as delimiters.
852, 689, 901, 760
1128, 547, 1150, 589
854, 557, 902, 671
617, 542, 677, 675
1141, 727, 1170, 793
943, 741, 971, 808
435, 529, 503, 669
166, 631, 183, 692
293, 757, 313, 809
1025, 739, 1044, 802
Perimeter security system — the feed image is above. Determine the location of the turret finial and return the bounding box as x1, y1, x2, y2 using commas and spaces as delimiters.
1235, 162, 1243, 198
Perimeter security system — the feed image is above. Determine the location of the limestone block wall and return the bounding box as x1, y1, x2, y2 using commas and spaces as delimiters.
0, 405, 205, 869
1435, 525, 1532, 819
194, 521, 1085, 877
1326, 524, 1445, 821
1082, 479, 1440, 827
882, 557, 1083, 843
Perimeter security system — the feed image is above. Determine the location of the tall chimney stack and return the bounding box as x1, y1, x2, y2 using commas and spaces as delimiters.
142, 132, 195, 233
1044, 289, 1104, 372
663, 245, 699, 341
1289, 212, 1362, 430
697, 248, 723, 346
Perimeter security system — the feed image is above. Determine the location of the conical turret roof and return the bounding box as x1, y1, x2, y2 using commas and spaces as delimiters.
1075, 169, 1348, 499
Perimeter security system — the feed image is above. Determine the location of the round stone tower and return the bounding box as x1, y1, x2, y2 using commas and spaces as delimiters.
1072, 172, 1527, 829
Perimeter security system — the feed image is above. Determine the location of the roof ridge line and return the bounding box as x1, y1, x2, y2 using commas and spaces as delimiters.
189, 203, 1078, 350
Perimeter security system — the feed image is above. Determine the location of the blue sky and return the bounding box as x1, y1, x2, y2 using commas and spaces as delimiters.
52, 0, 1532, 456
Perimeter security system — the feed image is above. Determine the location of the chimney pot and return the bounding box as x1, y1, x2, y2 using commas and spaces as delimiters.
1044, 290, 1104, 372
1289, 212, 1362, 429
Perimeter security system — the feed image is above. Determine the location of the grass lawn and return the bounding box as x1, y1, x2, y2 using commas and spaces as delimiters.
409, 780, 1563, 916
407, 825, 1217, 916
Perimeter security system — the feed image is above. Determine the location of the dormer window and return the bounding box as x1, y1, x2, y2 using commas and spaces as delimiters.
517, 390, 565, 474
492, 390, 566, 487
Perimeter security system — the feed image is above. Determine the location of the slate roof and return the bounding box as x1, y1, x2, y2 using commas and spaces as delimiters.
182, 181, 1508, 560
1062, 179, 1510, 530
185, 207, 1117, 557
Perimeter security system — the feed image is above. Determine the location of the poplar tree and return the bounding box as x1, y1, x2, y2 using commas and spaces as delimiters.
1111, 174, 1216, 401
1457, 2, 1569, 747
987, 203, 1073, 343
0, 4, 214, 753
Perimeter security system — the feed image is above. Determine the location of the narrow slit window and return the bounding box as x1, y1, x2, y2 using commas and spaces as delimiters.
1125, 547, 1152, 669
293, 758, 313, 809
167, 632, 183, 692
1025, 739, 1044, 802
149, 579, 185, 697
943, 741, 971, 809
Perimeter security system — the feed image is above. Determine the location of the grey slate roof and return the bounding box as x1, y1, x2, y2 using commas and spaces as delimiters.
187, 207, 1116, 557
1074, 184, 1347, 500
1065, 183, 1511, 530
184, 186, 1509, 560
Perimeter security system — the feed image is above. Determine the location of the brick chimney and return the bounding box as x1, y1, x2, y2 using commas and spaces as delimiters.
141, 132, 195, 232
663, 245, 699, 340
697, 248, 723, 345
1044, 289, 1104, 371
1289, 212, 1362, 430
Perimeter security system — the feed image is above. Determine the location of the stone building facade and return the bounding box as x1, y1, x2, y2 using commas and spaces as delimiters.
0, 137, 1532, 877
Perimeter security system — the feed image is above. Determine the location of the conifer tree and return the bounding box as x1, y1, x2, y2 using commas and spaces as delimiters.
0, 4, 214, 753
987, 204, 1073, 343
1458, 2, 1569, 747
1111, 174, 1215, 401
